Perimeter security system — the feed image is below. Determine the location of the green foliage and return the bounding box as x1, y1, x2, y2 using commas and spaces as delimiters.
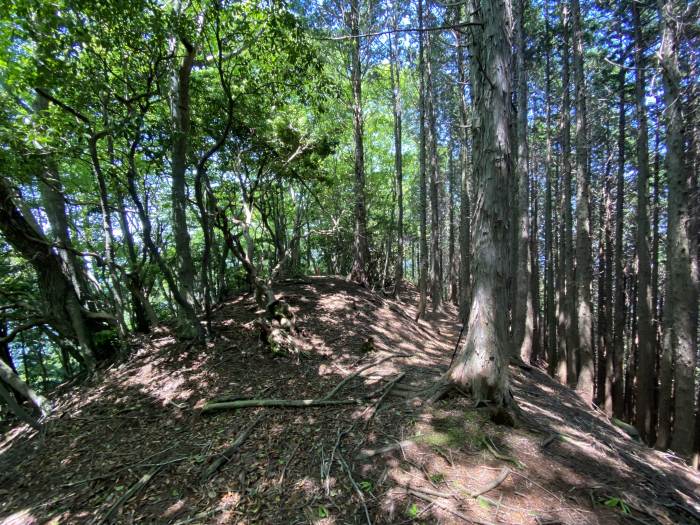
406, 502, 420, 519
603, 496, 631, 515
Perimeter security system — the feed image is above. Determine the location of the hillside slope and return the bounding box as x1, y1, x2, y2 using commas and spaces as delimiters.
1, 277, 699, 524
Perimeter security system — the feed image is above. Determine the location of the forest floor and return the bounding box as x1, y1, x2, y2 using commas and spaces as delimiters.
1, 276, 699, 525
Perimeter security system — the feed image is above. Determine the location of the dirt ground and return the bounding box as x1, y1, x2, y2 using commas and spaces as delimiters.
1, 276, 699, 524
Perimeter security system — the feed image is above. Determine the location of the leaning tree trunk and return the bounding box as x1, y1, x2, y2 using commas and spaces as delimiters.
348, 0, 371, 286
0, 176, 97, 370
657, 0, 696, 457
441, 0, 515, 414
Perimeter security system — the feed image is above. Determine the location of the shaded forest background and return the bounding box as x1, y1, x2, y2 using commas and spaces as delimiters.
0, 0, 699, 466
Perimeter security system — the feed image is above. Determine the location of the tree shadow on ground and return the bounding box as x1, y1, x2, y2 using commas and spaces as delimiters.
0, 276, 698, 525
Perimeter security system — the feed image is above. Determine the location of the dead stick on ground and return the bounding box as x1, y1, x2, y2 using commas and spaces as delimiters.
321, 353, 410, 401
278, 442, 300, 484
95, 465, 162, 525
202, 398, 358, 413
362, 372, 405, 427
201, 414, 263, 481
405, 488, 496, 525
337, 448, 372, 525
471, 467, 510, 498
356, 438, 418, 459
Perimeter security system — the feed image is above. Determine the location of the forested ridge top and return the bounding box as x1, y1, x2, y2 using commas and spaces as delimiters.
0, 0, 699, 521
2, 278, 700, 524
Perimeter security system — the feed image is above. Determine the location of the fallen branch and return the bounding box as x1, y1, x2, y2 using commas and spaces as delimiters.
337, 447, 372, 525
481, 436, 523, 467
278, 442, 300, 484
470, 467, 509, 498
201, 414, 263, 480
404, 488, 495, 525
356, 438, 417, 459
202, 398, 357, 413
95, 465, 162, 525
362, 372, 405, 427
321, 353, 410, 401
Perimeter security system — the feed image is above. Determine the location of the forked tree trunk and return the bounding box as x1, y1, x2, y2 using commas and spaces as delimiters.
442, 0, 515, 412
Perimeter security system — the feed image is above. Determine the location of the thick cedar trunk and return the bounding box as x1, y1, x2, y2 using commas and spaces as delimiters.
513, 0, 533, 363
657, 0, 696, 457
612, 65, 626, 419
571, 0, 594, 401
445, 0, 514, 409
632, 0, 655, 443
348, 0, 371, 286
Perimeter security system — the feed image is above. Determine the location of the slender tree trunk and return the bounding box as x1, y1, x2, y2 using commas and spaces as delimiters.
416, 0, 429, 321
170, 36, 198, 312
425, 17, 442, 311
558, 2, 575, 385
513, 0, 533, 363
571, 0, 594, 401
348, 0, 371, 286
389, 27, 404, 294
448, 149, 458, 304
544, 0, 557, 375
443, 0, 515, 413
632, 0, 654, 443
612, 64, 627, 419
657, 0, 696, 457
455, 14, 471, 323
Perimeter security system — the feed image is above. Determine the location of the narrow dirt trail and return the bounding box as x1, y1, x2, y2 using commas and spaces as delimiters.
0, 277, 698, 524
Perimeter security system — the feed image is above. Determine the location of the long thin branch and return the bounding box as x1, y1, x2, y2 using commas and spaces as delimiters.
320, 22, 482, 41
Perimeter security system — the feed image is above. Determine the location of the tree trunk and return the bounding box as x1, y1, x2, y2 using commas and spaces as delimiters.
513, 0, 533, 363
631, 0, 654, 443
558, 2, 575, 385
170, 36, 199, 312
612, 64, 626, 419
425, 16, 442, 311
348, 0, 371, 286
389, 27, 404, 294
571, 0, 594, 401
0, 176, 97, 370
657, 0, 696, 457
443, 0, 515, 412
416, 0, 429, 321
455, 13, 471, 323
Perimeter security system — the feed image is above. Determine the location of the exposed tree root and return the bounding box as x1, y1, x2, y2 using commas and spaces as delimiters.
202, 398, 357, 413
470, 467, 510, 497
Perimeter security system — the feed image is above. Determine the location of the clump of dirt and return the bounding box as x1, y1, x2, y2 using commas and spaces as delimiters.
0, 276, 698, 525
